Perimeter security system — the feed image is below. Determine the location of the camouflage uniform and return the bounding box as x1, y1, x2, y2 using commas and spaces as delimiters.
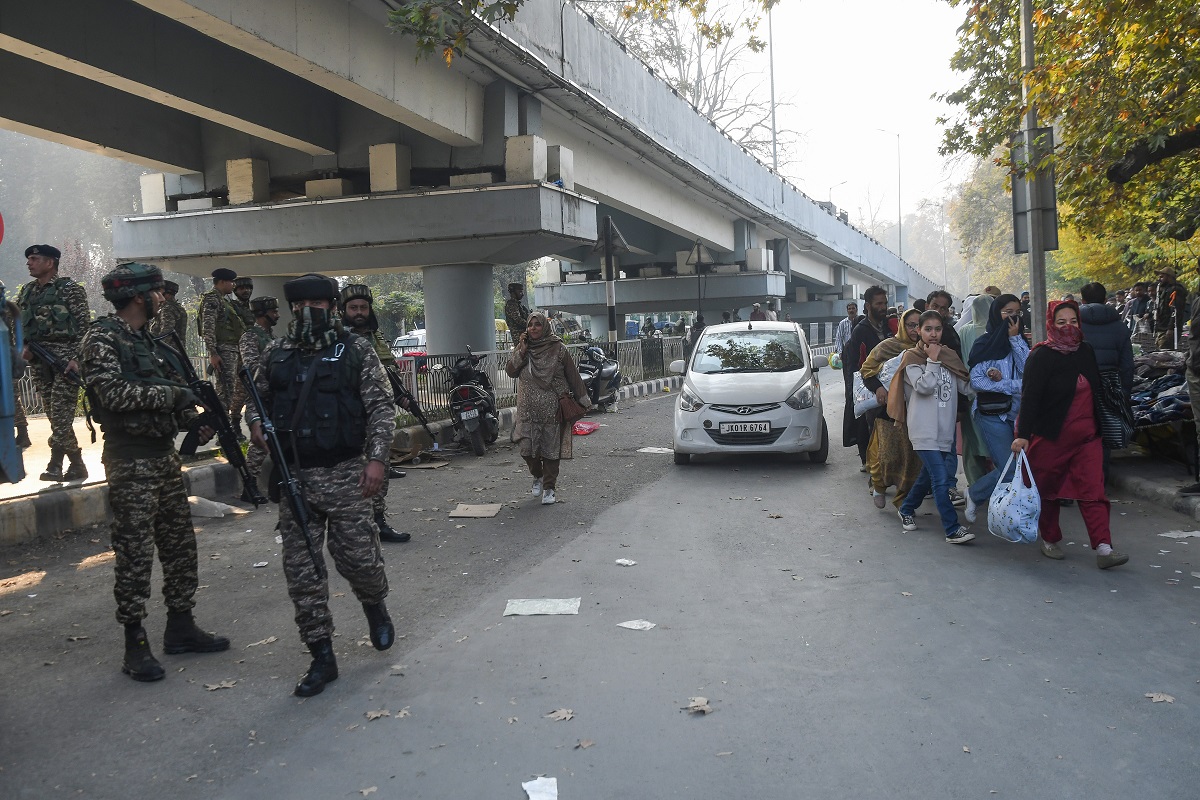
149, 296, 188, 343
505, 295, 530, 341
348, 323, 400, 519
248, 332, 395, 644
238, 321, 275, 486
198, 287, 245, 420
16, 275, 90, 451
227, 297, 256, 426
80, 314, 201, 626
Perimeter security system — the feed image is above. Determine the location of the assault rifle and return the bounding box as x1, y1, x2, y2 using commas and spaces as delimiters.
161, 331, 264, 506
25, 339, 97, 443
240, 365, 325, 579
386, 368, 435, 441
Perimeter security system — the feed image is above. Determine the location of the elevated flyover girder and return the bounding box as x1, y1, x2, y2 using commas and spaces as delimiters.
112, 182, 598, 277
535, 272, 787, 316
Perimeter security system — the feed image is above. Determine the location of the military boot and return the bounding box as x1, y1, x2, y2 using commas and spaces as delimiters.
294, 638, 338, 697
375, 512, 410, 543
63, 449, 88, 481
39, 449, 65, 482
15, 424, 31, 449
122, 624, 165, 682
363, 601, 395, 651
163, 610, 231, 654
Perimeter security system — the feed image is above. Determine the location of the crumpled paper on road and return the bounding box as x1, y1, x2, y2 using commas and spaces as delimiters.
504, 598, 581, 616
1159, 530, 1200, 539
522, 776, 558, 800
188, 496, 250, 518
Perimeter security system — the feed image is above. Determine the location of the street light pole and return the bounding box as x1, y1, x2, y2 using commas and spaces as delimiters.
828, 180, 847, 204
768, 6, 778, 172
1020, 0, 1047, 338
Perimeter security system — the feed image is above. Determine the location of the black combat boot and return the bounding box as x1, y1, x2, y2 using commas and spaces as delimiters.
363, 601, 395, 650
163, 610, 231, 654
122, 623, 165, 682
15, 424, 31, 449
375, 512, 410, 543
39, 448, 65, 482
294, 638, 338, 697
239, 487, 268, 506
63, 449, 88, 481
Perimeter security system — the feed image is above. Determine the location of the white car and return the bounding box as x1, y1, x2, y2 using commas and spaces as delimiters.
670, 321, 829, 465
391, 329, 427, 356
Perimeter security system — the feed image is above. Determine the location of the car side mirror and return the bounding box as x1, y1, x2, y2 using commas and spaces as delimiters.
669, 359, 686, 375
812, 355, 829, 370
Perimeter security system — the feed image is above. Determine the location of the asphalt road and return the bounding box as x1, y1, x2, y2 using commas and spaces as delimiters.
1, 377, 1197, 799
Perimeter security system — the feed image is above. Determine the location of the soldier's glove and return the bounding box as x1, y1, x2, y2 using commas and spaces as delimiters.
173, 387, 201, 412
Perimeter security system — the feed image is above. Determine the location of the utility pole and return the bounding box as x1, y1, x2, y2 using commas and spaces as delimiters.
1020, 0, 1047, 338
768, 7, 778, 172
603, 215, 617, 343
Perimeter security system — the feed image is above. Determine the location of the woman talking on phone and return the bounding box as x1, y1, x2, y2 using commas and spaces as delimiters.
1012, 300, 1128, 569
962, 294, 1029, 523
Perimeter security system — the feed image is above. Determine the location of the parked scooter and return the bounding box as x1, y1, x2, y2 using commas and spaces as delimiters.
576, 345, 621, 412
432, 346, 499, 456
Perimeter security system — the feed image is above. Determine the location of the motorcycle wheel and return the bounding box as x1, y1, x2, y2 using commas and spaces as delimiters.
469, 427, 487, 456
484, 417, 499, 444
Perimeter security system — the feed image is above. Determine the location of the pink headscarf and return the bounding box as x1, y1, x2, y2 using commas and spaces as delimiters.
1035, 299, 1083, 354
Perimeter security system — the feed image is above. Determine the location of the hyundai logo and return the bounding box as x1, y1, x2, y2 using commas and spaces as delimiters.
736, 406, 754, 415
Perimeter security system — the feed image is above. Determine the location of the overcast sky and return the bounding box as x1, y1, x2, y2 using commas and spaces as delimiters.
763, 0, 970, 225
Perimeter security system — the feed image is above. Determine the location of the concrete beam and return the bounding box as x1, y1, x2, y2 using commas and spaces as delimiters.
133, 0, 484, 147
112, 182, 598, 276
0, 0, 340, 156
535, 271, 788, 316
0, 50, 202, 172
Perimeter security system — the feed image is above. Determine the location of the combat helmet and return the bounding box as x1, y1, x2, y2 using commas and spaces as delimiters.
339, 284, 373, 308
102, 263, 164, 302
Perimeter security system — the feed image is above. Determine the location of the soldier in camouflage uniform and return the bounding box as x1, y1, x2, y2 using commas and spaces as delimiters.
17, 244, 91, 481
80, 263, 230, 683
340, 284, 409, 544
149, 279, 188, 343
246, 273, 396, 697
227, 276, 257, 435
197, 268, 245, 434
238, 295, 279, 497
3, 295, 31, 448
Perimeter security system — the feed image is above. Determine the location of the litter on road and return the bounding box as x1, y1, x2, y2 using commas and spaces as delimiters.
1158, 530, 1200, 538
636, 447, 673, 453
522, 776, 558, 800
188, 497, 250, 518
504, 598, 581, 616
615, 558, 637, 566
616, 619, 655, 631
449, 503, 503, 518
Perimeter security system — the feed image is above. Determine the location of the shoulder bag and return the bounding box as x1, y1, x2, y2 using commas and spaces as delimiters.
1096, 369, 1134, 449
976, 355, 1014, 415
558, 393, 588, 424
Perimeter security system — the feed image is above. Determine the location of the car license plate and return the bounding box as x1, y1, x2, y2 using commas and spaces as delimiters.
719, 421, 769, 434
461, 408, 479, 420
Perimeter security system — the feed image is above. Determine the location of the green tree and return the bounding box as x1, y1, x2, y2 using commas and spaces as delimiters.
938, 0, 1200, 244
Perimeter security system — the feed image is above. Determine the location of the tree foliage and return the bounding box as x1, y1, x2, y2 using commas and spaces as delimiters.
938, 0, 1200, 244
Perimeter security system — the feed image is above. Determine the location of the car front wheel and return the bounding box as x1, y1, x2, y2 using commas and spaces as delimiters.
673, 451, 690, 465
808, 419, 829, 464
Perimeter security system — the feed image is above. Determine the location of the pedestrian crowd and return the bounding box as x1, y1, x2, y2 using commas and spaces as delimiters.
835, 275, 1186, 571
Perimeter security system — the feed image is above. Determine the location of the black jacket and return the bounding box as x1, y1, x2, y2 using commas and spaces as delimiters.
1016, 342, 1103, 442
1079, 303, 1134, 394
844, 316, 886, 375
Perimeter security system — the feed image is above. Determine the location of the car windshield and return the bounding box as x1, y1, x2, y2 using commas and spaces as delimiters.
394, 337, 419, 347
692, 330, 805, 374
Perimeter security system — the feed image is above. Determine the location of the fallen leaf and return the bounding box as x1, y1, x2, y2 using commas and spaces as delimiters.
185, 774, 198, 782
396, 707, 411, 718
768, 514, 783, 519
204, 680, 237, 691
615, 559, 637, 566
365, 709, 391, 720
544, 708, 574, 721
246, 636, 278, 648
0, 610, 12, 617
507, 716, 518, 724
900, 592, 913, 597
682, 697, 713, 714
575, 739, 595, 749
67, 635, 90, 642
825, 574, 839, 579
963, 746, 971, 753
1145, 692, 1175, 703
346, 724, 359, 731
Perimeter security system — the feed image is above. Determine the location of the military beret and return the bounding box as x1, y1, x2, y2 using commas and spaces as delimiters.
211, 268, 237, 281
250, 296, 278, 314
339, 283, 373, 306
162, 280, 180, 294
283, 273, 338, 303
233, 276, 254, 288
25, 244, 61, 260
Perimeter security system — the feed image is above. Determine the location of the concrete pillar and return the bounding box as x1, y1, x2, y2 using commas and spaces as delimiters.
422, 264, 495, 355
547, 145, 574, 190
506, 135, 547, 182
246, 275, 295, 330
227, 158, 269, 204
140, 173, 178, 214
369, 143, 412, 192
587, 315, 609, 340
518, 94, 542, 136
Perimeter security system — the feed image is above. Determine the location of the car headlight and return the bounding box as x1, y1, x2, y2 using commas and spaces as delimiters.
679, 386, 704, 412
785, 381, 815, 410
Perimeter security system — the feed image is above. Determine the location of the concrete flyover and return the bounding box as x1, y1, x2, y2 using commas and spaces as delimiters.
0, 0, 943, 354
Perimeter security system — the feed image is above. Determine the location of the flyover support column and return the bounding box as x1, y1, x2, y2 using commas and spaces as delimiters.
249, 275, 294, 329
422, 264, 496, 355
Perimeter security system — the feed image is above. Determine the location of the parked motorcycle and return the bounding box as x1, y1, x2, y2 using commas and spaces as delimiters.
433, 346, 499, 456
577, 345, 621, 412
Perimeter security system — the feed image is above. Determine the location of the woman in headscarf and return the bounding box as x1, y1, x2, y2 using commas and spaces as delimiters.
961, 293, 1027, 523
1013, 301, 1127, 568
861, 308, 922, 510
887, 311, 974, 543
958, 294, 995, 487
506, 311, 592, 505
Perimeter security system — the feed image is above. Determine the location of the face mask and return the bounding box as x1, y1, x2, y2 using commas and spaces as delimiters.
288, 304, 339, 348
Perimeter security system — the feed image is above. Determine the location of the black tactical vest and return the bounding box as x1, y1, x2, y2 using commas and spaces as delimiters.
87, 317, 184, 452
266, 334, 366, 467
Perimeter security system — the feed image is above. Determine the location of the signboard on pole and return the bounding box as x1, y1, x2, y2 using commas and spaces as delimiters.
1011, 127, 1060, 254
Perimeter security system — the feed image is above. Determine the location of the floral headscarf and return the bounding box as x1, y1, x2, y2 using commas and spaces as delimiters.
1035, 299, 1083, 354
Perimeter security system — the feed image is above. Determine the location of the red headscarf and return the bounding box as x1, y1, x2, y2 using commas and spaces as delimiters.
1035, 299, 1083, 354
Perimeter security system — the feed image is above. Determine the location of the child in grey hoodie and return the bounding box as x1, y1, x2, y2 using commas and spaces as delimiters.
887, 311, 974, 543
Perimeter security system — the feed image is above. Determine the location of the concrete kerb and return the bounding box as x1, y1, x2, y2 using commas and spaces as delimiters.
0, 376, 684, 547
1108, 459, 1200, 523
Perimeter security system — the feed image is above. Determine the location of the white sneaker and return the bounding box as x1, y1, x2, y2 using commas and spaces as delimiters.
541, 488, 556, 505
964, 493, 978, 523
531, 478, 543, 497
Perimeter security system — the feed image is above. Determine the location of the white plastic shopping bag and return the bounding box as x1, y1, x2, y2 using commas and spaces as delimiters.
987, 449, 1040, 543
852, 354, 904, 418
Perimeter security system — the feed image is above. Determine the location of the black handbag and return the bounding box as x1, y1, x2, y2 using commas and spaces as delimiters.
1097, 370, 1134, 449
975, 354, 1014, 415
